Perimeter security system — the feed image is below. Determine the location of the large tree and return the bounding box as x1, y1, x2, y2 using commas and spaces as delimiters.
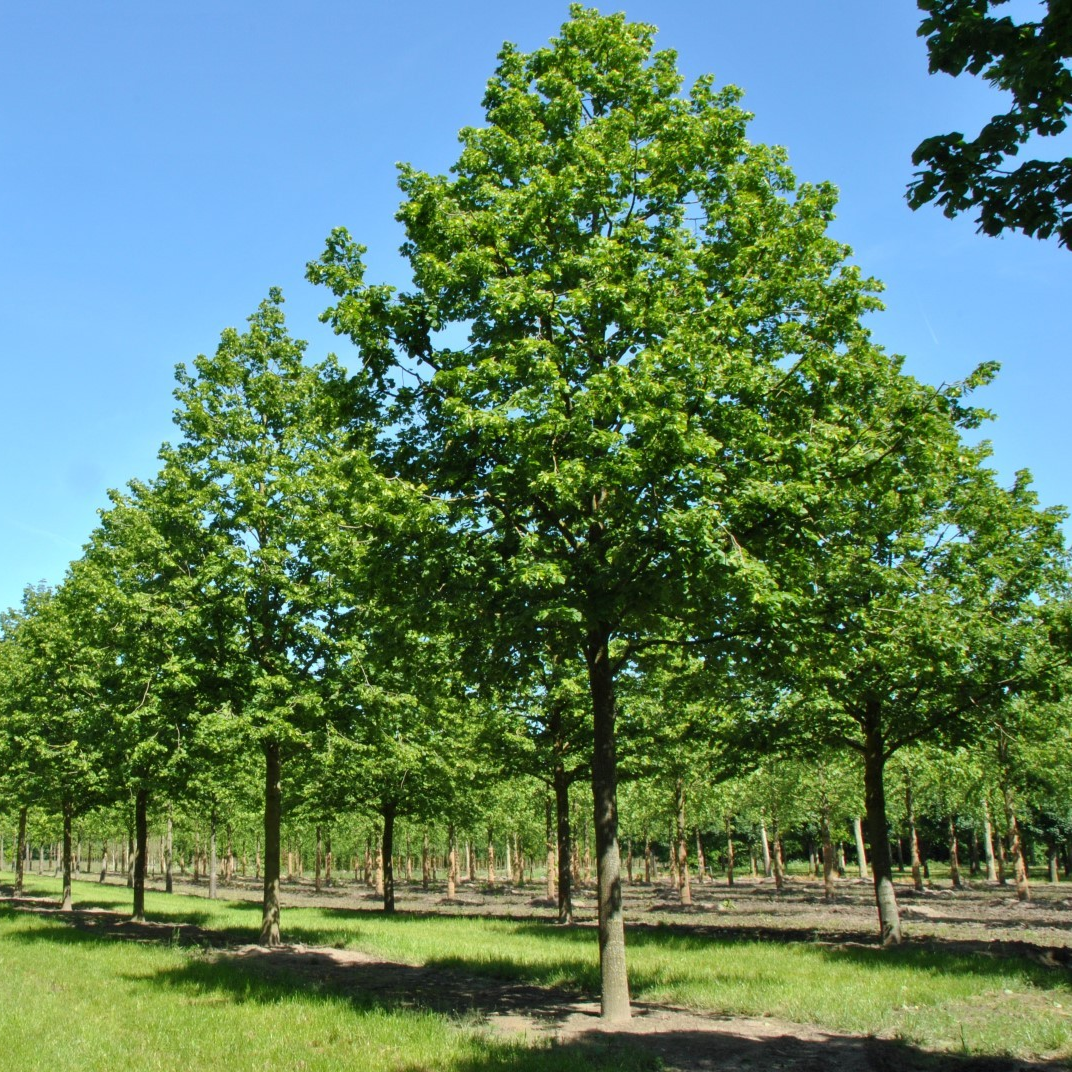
909, 0, 1072, 246
311, 7, 921, 1018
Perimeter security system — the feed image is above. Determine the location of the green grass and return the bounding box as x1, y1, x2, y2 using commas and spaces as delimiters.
4, 872, 1071, 1063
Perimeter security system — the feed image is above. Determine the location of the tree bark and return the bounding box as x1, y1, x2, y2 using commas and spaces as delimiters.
760, 821, 772, 877
422, 831, 431, 891
545, 797, 556, 900
554, 761, 574, 923
315, 825, 323, 893
977, 797, 996, 880
14, 806, 27, 895
209, 812, 218, 901
132, 788, 148, 919
381, 803, 396, 912
852, 816, 870, 880
675, 779, 691, 905
725, 814, 735, 887
948, 815, 963, 889
820, 801, 836, 900
586, 626, 630, 1021
165, 808, 174, 895
1003, 785, 1031, 902
61, 798, 74, 911
260, 739, 283, 945
862, 711, 901, 944
447, 823, 457, 899
906, 781, 924, 892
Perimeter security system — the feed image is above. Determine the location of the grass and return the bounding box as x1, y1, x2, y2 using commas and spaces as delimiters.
3, 872, 1071, 1064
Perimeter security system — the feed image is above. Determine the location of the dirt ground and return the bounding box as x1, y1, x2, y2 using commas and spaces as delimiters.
7, 869, 1072, 1072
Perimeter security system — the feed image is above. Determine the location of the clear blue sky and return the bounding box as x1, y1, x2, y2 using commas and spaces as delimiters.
2, 1, 1068, 612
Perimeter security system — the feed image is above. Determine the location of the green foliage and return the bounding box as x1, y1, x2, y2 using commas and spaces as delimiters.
910, 0, 1072, 245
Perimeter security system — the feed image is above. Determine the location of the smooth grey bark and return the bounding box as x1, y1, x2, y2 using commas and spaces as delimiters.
862, 711, 901, 944
260, 739, 283, 945
132, 788, 148, 919
585, 626, 630, 1022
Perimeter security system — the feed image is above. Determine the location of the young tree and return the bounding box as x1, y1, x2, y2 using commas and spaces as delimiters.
162, 290, 350, 945
311, 7, 913, 1018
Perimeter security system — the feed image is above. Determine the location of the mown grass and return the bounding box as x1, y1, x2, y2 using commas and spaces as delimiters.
4, 872, 1071, 1062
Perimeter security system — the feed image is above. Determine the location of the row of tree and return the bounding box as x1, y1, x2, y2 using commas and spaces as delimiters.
1, 8, 1069, 1021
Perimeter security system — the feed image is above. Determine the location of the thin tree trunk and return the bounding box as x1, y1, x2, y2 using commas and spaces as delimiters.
906, 781, 924, 893
545, 797, 556, 900
422, 831, 431, 891
1049, 837, 1060, 884
821, 801, 836, 900
132, 788, 148, 919
1004, 784, 1031, 902
948, 815, 963, 889
982, 797, 998, 882
165, 808, 174, 895
554, 762, 574, 923
760, 821, 772, 877
61, 798, 74, 911
14, 806, 27, 895
315, 825, 323, 893
447, 823, 457, 899
852, 816, 869, 880
676, 779, 692, 905
382, 803, 396, 913
862, 712, 901, 944
260, 739, 283, 945
209, 812, 218, 901
725, 814, 735, 887
586, 626, 630, 1021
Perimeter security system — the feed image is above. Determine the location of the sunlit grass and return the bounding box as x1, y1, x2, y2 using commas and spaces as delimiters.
4, 870, 1071, 1061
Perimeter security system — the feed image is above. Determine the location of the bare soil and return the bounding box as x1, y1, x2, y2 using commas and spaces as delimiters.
6, 868, 1072, 1072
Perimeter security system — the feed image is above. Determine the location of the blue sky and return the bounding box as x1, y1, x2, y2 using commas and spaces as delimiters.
2, 1, 1068, 612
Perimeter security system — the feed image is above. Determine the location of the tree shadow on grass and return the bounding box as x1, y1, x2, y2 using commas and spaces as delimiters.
3, 906, 1068, 1071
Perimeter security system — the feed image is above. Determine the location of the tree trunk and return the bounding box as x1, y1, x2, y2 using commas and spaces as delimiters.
447, 823, 457, 899
643, 835, 652, 884
209, 812, 218, 901
260, 739, 283, 945
554, 761, 574, 923
61, 798, 74, 911
165, 808, 174, 895
948, 815, 963, 889
906, 781, 924, 893
820, 801, 836, 900
315, 825, 323, 893
14, 806, 27, 895
694, 830, 706, 884
725, 814, 735, 887
382, 803, 396, 913
862, 712, 901, 944
852, 816, 869, 880
675, 779, 691, 905
982, 797, 998, 882
1003, 785, 1031, 902
486, 830, 496, 885
132, 788, 148, 919
545, 797, 556, 900
586, 626, 630, 1021
422, 831, 431, 891
126, 826, 134, 888
760, 822, 772, 877
1048, 837, 1060, 884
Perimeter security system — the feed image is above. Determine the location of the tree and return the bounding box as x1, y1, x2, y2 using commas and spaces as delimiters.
311, 6, 920, 1019
909, 0, 1072, 246
162, 289, 350, 945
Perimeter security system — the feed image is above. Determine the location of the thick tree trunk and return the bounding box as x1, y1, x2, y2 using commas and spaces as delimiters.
61, 799, 74, 911
586, 627, 630, 1022
14, 806, 27, 895
382, 803, 396, 913
852, 816, 869, 880
676, 779, 692, 906
554, 762, 574, 923
260, 740, 283, 946
862, 713, 901, 944
132, 788, 148, 919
